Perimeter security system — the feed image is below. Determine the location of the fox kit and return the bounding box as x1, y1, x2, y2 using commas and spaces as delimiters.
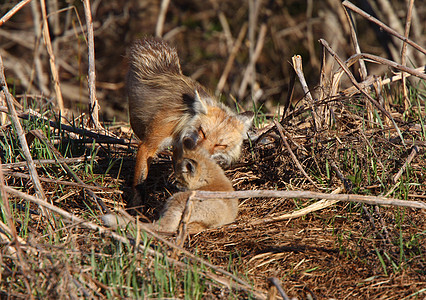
102, 148, 238, 234
126, 37, 253, 189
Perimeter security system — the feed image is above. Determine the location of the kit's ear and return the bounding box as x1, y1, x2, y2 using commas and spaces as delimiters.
180, 157, 197, 177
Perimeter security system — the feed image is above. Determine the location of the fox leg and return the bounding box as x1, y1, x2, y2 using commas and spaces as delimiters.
133, 142, 151, 187
133, 131, 172, 187
129, 141, 158, 209
130, 122, 175, 208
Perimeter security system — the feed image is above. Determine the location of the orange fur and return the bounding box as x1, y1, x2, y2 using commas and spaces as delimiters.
126, 38, 253, 198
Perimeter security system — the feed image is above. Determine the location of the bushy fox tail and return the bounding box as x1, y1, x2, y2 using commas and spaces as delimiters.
128, 37, 182, 79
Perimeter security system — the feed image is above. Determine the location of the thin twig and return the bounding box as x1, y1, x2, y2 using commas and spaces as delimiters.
0, 158, 34, 298
343, 4, 367, 80
342, 0, 426, 55
267, 278, 291, 300
30, 1, 50, 96
209, 0, 233, 51
29, 129, 110, 213
392, 146, 419, 184
349, 53, 426, 80
216, 22, 247, 95
291, 55, 320, 131
174, 192, 195, 250
319, 39, 327, 99
1, 156, 96, 170
155, 0, 171, 38
238, 1, 266, 101
80, 273, 125, 300
40, 0, 65, 113
4, 171, 118, 192
341, 66, 426, 96
274, 121, 321, 189
0, 219, 38, 256
280, 63, 296, 124
361, 205, 391, 245
401, 0, 415, 111
306, 0, 319, 70
238, 23, 267, 100
0, 106, 131, 145
327, 156, 353, 192
0, 49, 34, 93
82, 0, 102, 130
0, 55, 54, 224
48, 0, 60, 57
319, 39, 406, 148
248, 187, 342, 226
359, 131, 386, 171
0, 0, 33, 26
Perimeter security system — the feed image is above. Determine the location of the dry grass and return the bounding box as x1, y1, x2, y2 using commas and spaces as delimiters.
1, 0, 426, 299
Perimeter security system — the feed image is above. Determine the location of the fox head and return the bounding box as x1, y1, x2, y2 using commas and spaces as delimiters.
181, 102, 254, 168
173, 148, 214, 190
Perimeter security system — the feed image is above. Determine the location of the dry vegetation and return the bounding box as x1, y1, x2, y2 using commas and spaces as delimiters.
1, 0, 425, 299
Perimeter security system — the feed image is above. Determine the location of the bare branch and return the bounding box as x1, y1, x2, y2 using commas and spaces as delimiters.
342, 0, 426, 55
192, 190, 426, 210
29, 129, 110, 213
0, 0, 33, 26
268, 278, 291, 300
291, 55, 320, 130
274, 121, 321, 189
0, 55, 54, 224
393, 146, 419, 184
343, 5, 367, 80
0, 105, 131, 145
40, 0, 65, 113
82, 0, 102, 130
216, 23, 247, 95
319, 39, 406, 148
401, 0, 415, 111
155, 0, 171, 38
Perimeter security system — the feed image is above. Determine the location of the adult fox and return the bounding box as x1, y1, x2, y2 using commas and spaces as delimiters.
126, 37, 253, 192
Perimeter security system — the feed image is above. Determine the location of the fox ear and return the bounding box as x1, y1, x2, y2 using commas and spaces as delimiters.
182, 90, 208, 115
193, 89, 208, 115
181, 158, 197, 176
237, 111, 254, 132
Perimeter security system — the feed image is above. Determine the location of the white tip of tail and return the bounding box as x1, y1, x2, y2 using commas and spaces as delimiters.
101, 214, 132, 229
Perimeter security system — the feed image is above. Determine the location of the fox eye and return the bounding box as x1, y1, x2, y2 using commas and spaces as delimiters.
214, 144, 228, 150
199, 127, 206, 139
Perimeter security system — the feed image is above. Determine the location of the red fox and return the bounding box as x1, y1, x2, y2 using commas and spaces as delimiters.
126, 37, 253, 190
102, 148, 238, 234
